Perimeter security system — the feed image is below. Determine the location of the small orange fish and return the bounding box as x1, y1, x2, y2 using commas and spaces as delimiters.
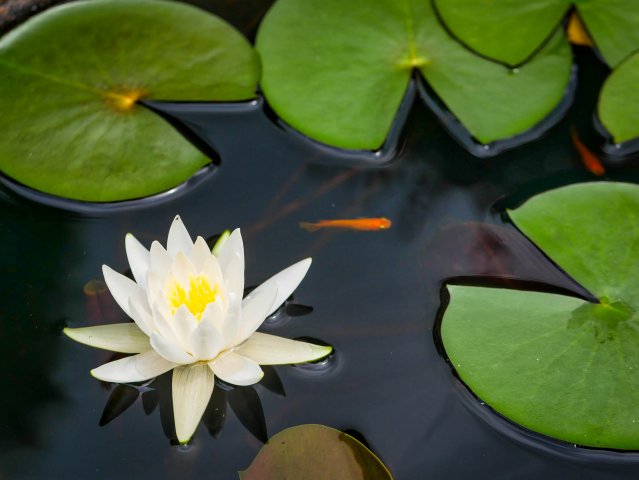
571, 127, 605, 176
299, 217, 392, 232
566, 12, 594, 47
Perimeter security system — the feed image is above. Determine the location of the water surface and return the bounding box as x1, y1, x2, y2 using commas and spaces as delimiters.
1, 9, 639, 478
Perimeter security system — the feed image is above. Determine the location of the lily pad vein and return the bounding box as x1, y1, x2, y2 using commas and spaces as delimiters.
486, 324, 568, 370
525, 327, 591, 398
0, 59, 112, 98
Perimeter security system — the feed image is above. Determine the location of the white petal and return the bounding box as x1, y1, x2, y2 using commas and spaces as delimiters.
215, 228, 244, 270
200, 300, 225, 332
151, 332, 194, 364
64, 323, 151, 354
201, 254, 224, 286
235, 282, 278, 344
234, 332, 332, 365
254, 258, 312, 317
216, 228, 244, 298
91, 350, 176, 383
172, 364, 214, 444
219, 293, 241, 348
192, 297, 237, 350
167, 215, 193, 257
171, 252, 196, 287
149, 241, 171, 279
189, 320, 222, 361
102, 265, 143, 318
223, 255, 244, 300
172, 305, 198, 349
151, 301, 179, 341
146, 271, 163, 310
125, 233, 149, 289
190, 236, 213, 270
128, 289, 153, 337
209, 351, 263, 386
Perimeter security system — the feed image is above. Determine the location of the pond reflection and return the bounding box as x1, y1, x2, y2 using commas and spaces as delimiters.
98, 368, 285, 445
427, 221, 595, 300
100, 383, 151, 427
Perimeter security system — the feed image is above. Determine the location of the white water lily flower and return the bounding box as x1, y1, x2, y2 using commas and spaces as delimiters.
64, 216, 331, 444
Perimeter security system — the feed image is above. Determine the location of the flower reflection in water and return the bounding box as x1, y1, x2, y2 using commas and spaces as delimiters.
98, 364, 288, 444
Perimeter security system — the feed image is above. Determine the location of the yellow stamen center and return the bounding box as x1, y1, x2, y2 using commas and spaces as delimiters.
168, 274, 220, 320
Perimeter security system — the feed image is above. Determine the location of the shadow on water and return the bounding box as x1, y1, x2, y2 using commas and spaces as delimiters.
98, 369, 284, 445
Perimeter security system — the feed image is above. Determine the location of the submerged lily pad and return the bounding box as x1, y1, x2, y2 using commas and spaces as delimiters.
256, 0, 571, 150
0, 0, 259, 201
239, 424, 393, 479
441, 182, 639, 449
435, 0, 639, 67
598, 52, 639, 143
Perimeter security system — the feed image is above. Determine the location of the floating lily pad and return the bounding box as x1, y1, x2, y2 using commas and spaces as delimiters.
435, 0, 639, 67
577, 0, 639, 67
239, 424, 393, 479
441, 182, 639, 449
0, 0, 259, 201
256, 0, 571, 150
598, 51, 639, 143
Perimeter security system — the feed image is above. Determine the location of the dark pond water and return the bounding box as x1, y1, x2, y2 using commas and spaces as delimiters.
2, 3, 639, 478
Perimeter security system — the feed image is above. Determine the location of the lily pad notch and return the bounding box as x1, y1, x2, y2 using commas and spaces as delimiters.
256, 0, 573, 154
441, 182, 639, 450
0, 0, 260, 202
434, 0, 639, 68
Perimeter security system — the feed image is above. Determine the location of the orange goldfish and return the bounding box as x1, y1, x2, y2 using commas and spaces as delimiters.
571, 127, 605, 176
299, 217, 392, 232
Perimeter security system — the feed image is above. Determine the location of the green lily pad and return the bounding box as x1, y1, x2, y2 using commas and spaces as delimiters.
435, 0, 639, 67
441, 182, 639, 449
0, 0, 259, 201
598, 51, 639, 143
256, 0, 571, 150
239, 424, 393, 479
578, 0, 639, 67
